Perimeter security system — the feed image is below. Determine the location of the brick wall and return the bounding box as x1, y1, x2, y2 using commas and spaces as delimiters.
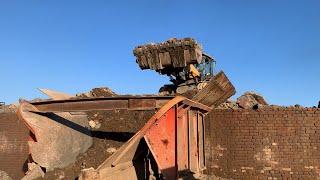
205, 107, 320, 179
0, 112, 29, 179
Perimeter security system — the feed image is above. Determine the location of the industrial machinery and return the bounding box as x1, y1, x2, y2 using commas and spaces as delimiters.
133, 38, 216, 95
13, 38, 236, 179
18, 77, 234, 180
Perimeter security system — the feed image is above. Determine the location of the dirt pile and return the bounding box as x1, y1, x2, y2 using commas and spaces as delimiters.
236, 91, 268, 109
76, 87, 117, 98
217, 91, 268, 110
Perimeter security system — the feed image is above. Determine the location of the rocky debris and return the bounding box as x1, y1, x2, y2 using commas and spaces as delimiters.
21, 163, 45, 180
133, 37, 203, 71
318, 101, 320, 108
236, 92, 268, 109
78, 168, 99, 180
294, 104, 303, 108
0, 104, 18, 113
206, 174, 232, 180
77, 87, 117, 98
106, 147, 117, 154
0, 170, 12, 180
88, 120, 101, 129
216, 92, 269, 110
216, 100, 240, 109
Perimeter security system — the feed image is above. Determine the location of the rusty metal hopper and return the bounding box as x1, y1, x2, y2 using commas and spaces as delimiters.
79, 96, 211, 180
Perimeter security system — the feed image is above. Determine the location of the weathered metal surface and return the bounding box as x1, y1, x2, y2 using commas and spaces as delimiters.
144, 107, 177, 179
31, 72, 234, 113
192, 71, 236, 107
38, 88, 73, 100
177, 109, 189, 172
79, 96, 211, 180
198, 113, 205, 170
31, 96, 173, 112
0, 113, 29, 180
188, 110, 199, 173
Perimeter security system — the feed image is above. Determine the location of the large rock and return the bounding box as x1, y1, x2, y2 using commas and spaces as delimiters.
18, 102, 93, 170
77, 87, 117, 98
236, 92, 268, 109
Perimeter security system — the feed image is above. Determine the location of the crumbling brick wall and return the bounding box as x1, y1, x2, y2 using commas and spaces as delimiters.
205, 107, 320, 179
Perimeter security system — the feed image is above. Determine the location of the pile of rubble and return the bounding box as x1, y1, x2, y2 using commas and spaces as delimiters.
217, 91, 268, 110
76, 87, 117, 98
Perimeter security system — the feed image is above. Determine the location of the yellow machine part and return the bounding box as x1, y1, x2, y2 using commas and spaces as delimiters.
189, 64, 200, 78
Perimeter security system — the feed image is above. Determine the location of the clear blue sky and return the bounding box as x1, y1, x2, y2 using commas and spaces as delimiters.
0, 0, 319, 106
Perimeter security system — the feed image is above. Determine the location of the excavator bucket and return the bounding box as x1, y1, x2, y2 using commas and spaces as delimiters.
133, 38, 203, 71
79, 96, 212, 180
192, 71, 236, 107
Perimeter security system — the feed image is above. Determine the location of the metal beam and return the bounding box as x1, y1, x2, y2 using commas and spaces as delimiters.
30, 96, 174, 112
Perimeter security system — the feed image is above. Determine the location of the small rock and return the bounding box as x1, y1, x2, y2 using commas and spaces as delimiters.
56, 171, 65, 179
21, 163, 45, 180
106, 147, 117, 154
78, 167, 99, 180
216, 100, 240, 109
89, 120, 96, 128
89, 120, 101, 129
81, 162, 86, 169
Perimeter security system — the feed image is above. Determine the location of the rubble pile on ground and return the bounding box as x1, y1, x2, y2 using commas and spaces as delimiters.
217, 100, 240, 109
76, 87, 117, 98
236, 91, 268, 109
217, 91, 268, 110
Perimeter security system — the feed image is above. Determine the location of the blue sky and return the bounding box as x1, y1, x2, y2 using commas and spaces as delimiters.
0, 0, 319, 106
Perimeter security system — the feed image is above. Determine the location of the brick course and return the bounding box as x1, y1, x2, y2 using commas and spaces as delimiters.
205, 107, 320, 179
